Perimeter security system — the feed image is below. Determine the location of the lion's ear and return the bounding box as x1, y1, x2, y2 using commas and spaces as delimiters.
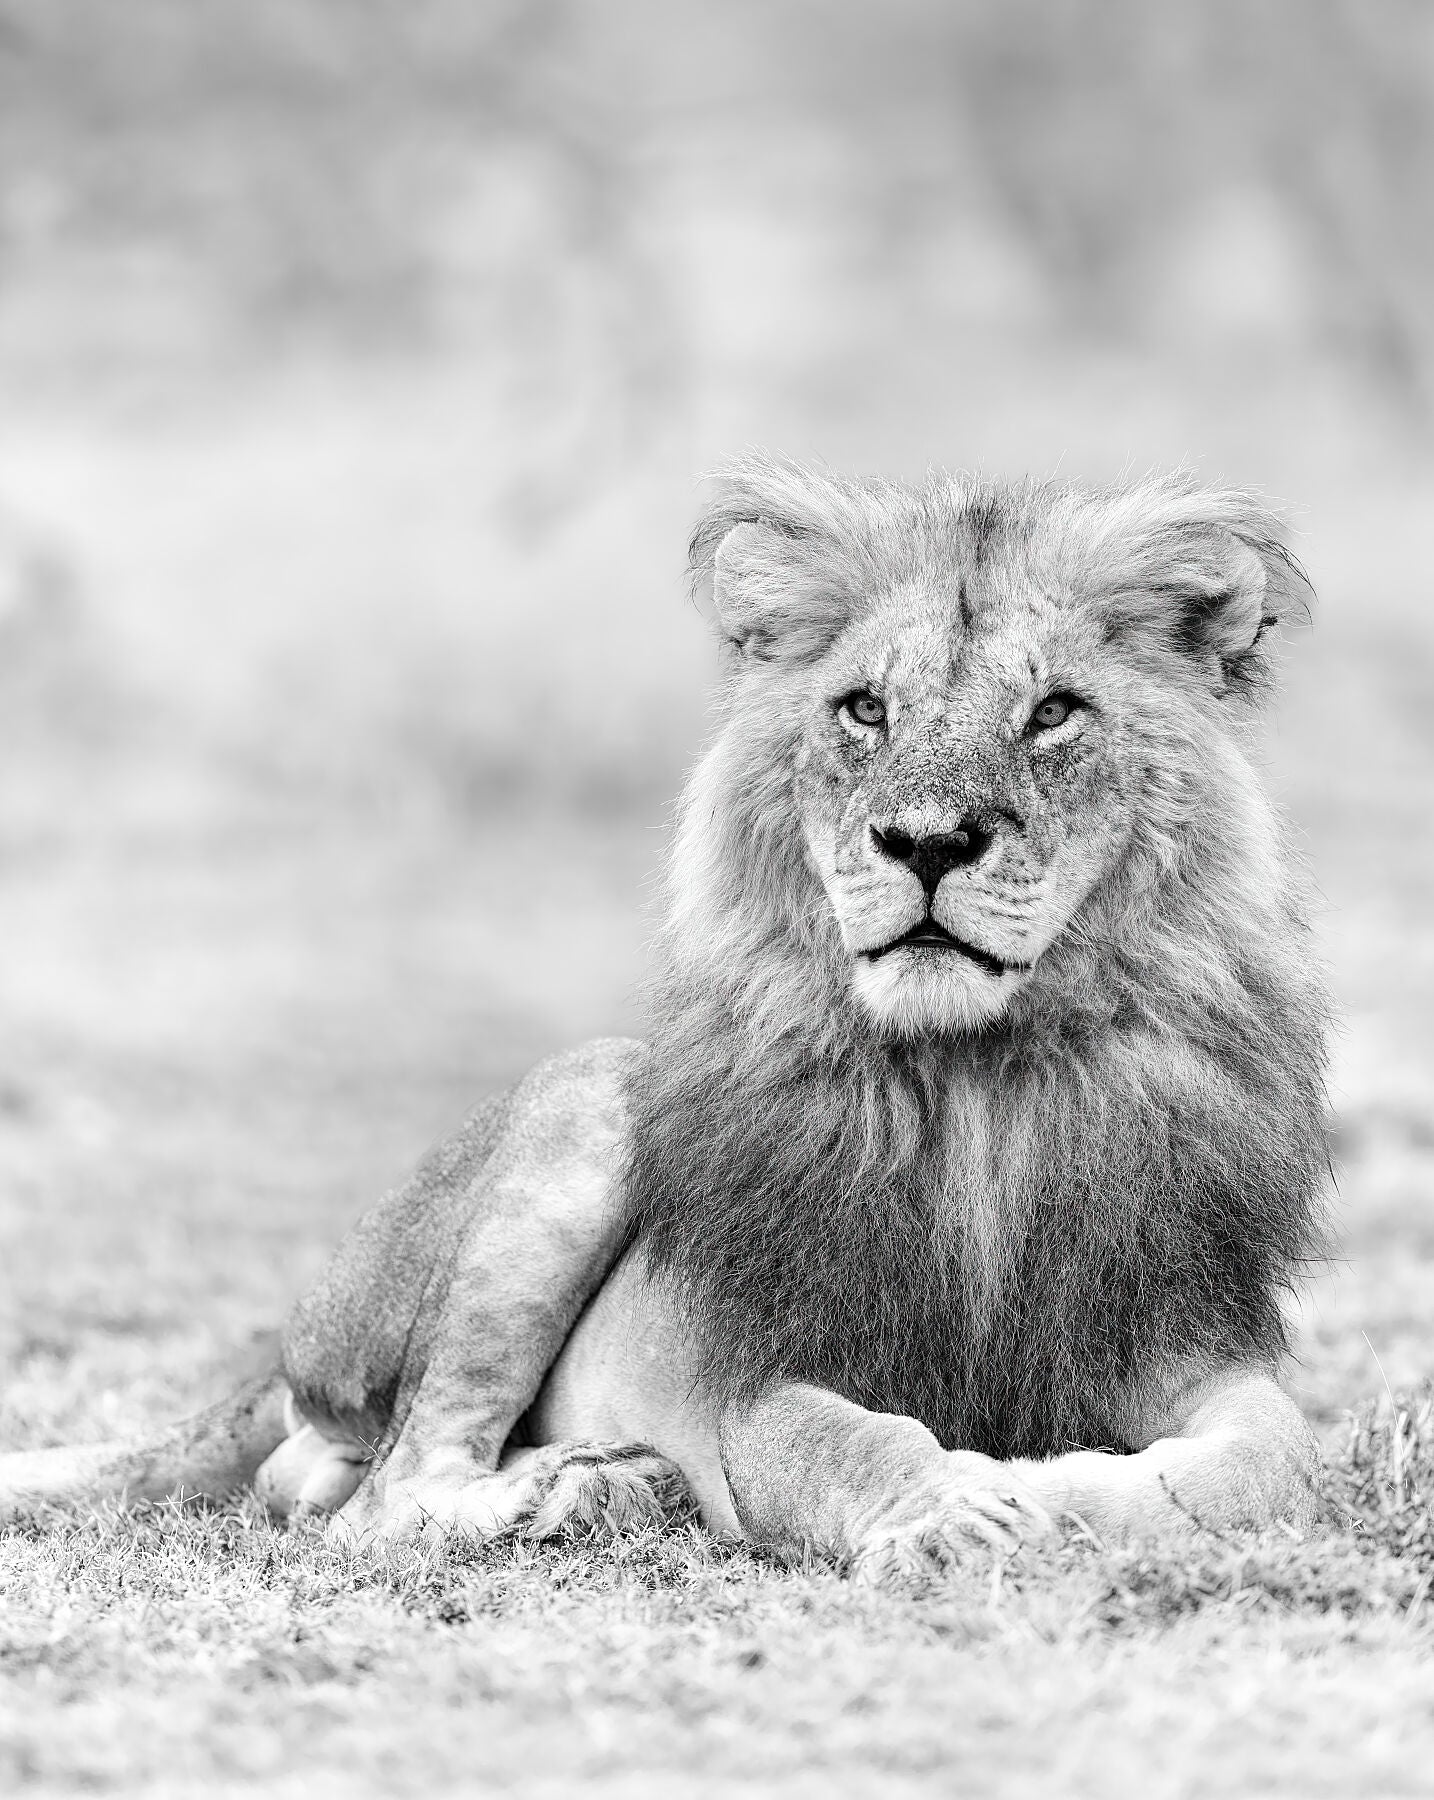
689, 459, 863, 663
710, 520, 786, 656
1166, 526, 1280, 691
706, 521, 848, 662
1096, 485, 1311, 699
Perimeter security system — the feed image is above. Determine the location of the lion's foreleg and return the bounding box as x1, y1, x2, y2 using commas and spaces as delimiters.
1012, 1365, 1322, 1540
717, 1383, 1054, 1585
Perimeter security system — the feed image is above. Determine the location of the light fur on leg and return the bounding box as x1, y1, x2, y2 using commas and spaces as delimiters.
1012, 1364, 1323, 1540
718, 1383, 1055, 1587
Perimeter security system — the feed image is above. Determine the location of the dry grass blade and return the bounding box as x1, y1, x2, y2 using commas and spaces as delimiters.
1324, 1382, 1434, 1567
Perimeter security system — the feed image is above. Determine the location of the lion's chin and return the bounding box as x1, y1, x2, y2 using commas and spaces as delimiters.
851, 947, 1028, 1036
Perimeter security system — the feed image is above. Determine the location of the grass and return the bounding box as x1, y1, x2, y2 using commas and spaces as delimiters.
6, 1416, 1434, 1798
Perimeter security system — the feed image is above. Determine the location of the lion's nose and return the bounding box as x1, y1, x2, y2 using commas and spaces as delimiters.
870, 821, 993, 897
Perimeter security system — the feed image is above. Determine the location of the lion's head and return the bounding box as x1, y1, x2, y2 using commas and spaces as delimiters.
675, 457, 1306, 1040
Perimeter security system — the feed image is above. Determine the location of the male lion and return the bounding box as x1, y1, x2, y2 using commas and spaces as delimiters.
0, 460, 1331, 1581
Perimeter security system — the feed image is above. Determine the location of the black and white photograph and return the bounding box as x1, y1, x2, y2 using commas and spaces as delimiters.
1, 5, 1432, 1796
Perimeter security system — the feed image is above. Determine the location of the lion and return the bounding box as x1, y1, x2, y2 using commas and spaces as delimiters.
0, 459, 1332, 1581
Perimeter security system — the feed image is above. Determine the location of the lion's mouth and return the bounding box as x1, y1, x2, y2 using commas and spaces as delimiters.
864, 918, 1027, 979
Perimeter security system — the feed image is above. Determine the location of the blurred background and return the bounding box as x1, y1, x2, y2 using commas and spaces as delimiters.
1, 0, 1432, 1443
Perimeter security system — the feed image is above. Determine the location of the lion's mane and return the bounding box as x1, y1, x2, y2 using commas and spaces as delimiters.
625, 462, 1330, 1461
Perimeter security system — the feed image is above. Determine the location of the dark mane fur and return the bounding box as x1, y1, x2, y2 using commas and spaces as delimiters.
628, 982, 1327, 1459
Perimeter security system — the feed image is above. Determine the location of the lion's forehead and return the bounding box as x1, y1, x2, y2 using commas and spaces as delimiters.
838, 579, 1088, 726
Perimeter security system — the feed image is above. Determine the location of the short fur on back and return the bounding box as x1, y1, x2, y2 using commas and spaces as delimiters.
628, 458, 1329, 1460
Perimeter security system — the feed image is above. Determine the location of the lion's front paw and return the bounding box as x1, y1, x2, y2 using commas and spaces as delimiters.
325, 1466, 522, 1547
851, 1452, 1055, 1588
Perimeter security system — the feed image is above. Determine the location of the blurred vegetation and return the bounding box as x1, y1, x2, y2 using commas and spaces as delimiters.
0, 0, 1428, 813
1, 1, 1430, 399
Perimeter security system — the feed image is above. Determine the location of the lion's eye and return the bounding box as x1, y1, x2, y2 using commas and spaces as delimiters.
1028, 692, 1080, 733
840, 690, 887, 729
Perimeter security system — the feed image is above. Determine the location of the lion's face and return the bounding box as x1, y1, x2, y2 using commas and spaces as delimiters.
793, 584, 1135, 1033
692, 464, 1293, 1039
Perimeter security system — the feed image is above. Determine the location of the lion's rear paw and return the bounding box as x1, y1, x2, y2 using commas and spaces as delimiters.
519, 1442, 695, 1541
328, 1441, 694, 1549
851, 1453, 1055, 1588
